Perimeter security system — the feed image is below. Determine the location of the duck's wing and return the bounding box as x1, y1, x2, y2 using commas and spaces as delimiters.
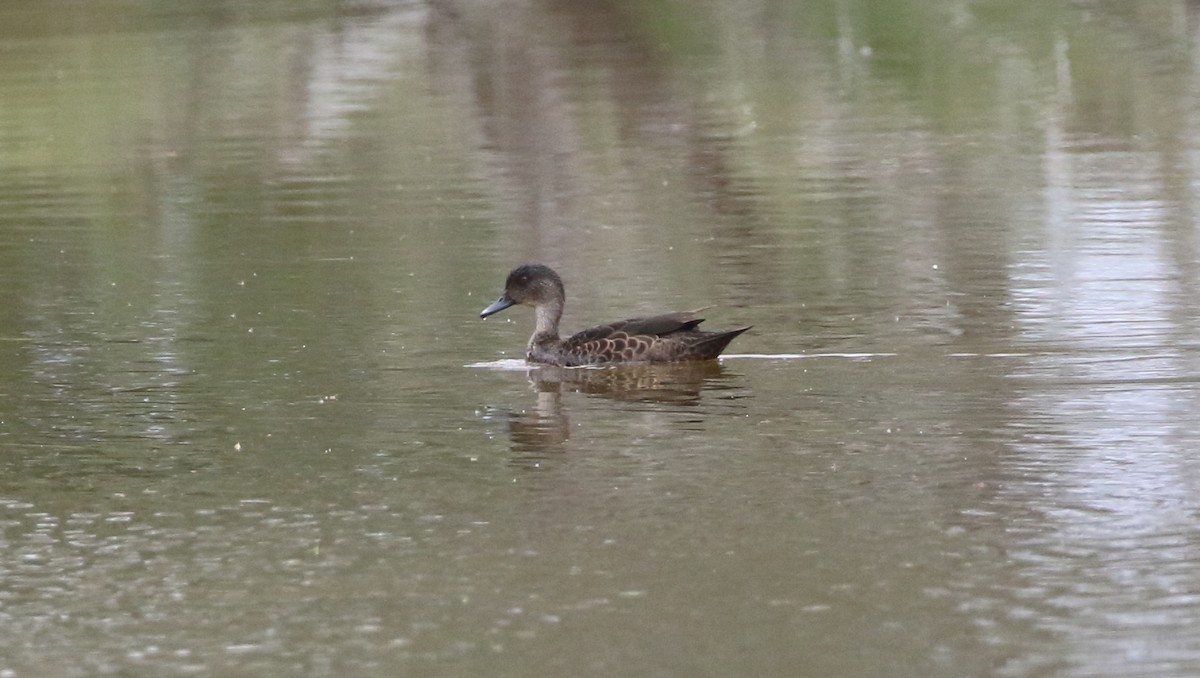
567, 312, 705, 344
558, 312, 716, 364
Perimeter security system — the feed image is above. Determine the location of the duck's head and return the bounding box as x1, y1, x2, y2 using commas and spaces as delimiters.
480, 264, 565, 318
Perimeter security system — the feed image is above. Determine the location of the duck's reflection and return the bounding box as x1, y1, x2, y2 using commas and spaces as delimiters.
532, 360, 728, 402
507, 361, 733, 458
508, 382, 571, 456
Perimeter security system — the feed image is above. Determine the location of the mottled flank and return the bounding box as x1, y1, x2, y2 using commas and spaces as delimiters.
480, 264, 750, 365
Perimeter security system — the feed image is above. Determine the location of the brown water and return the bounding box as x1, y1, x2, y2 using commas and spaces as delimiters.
3, 1, 1200, 676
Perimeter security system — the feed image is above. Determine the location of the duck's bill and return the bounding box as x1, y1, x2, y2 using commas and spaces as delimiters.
480, 295, 516, 318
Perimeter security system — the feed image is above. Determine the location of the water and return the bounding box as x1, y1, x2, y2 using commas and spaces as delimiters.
4, 0, 1200, 676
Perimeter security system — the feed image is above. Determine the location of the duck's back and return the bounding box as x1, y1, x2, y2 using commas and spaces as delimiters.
546, 312, 749, 365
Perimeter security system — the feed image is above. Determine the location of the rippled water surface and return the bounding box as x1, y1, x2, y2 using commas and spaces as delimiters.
4, 1, 1200, 676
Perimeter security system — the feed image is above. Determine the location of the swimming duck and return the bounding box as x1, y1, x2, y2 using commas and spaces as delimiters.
479, 264, 750, 366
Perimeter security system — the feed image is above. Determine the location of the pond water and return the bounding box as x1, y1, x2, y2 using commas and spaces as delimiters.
3, 1, 1200, 676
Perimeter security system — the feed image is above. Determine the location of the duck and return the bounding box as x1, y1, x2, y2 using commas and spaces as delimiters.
479, 264, 750, 366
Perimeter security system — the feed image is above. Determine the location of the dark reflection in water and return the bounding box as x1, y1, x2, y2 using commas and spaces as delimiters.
507, 381, 570, 457
530, 360, 732, 404
507, 361, 741, 458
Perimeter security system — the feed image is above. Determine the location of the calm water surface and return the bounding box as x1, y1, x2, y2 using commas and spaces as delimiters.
3, 1, 1200, 676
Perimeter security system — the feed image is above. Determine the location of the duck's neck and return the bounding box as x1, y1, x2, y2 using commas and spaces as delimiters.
529, 301, 563, 349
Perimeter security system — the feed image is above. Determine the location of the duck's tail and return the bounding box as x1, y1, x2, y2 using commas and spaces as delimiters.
693, 326, 752, 360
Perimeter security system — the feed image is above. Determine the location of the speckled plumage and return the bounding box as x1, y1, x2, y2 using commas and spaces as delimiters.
480, 264, 750, 366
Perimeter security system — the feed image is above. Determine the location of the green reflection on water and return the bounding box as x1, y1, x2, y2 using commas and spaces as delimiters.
3, 1, 1200, 677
